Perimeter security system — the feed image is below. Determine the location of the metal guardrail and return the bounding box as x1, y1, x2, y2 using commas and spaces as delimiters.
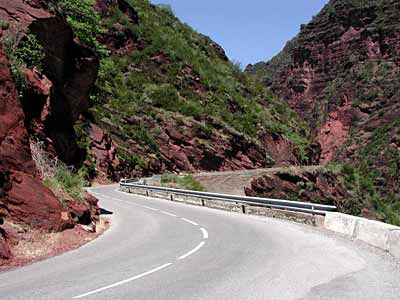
120, 179, 337, 216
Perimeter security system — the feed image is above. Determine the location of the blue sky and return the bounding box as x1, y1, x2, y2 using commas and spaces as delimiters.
150, 0, 329, 66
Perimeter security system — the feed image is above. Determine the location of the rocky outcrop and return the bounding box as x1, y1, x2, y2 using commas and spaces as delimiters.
95, 0, 141, 55
0, 0, 99, 165
102, 111, 303, 179
0, 46, 76, 260
0, 0, 101, 261
246, 0, 400, 223
6, 171, 74, 231
68, 192, 100, 227
96, 0, 139, 24
247, 0, 400, 163
88, 123, 120, 182
244, 169, 367, 217
0, 50, 36, 176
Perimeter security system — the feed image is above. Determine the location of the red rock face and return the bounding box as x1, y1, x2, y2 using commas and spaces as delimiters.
0, 0, 99, 165
244, 169, 365, 215
0, 0, 51, 28
6, 171, 74, 231
19, 67, 53, 140
0, 49, 37, 176
0, 46, 79, 260
316, 98, 353, 163
88, 123, 120, 182
108, 113, 302, 178
0, 227, 11, 260
247, 0, 400, 164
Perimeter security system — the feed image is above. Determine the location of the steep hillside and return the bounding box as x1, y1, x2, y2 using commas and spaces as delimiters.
84, 0, 316, 180
246, 0, 400, 224
0, 0, 101, 263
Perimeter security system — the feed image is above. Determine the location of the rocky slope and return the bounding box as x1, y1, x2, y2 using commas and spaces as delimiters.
85, 0, 316, 180
0, 0, 100, 263
0, 0, 315, 184
246, 0, 400, 224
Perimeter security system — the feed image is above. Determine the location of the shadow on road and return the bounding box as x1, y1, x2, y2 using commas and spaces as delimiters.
100, 208, 114, 215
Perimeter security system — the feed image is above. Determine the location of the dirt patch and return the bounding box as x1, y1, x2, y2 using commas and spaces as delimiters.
194, 166, 323, 196
0, 217, 110, 271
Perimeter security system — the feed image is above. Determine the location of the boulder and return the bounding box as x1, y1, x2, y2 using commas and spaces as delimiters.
6, 171, 74, 232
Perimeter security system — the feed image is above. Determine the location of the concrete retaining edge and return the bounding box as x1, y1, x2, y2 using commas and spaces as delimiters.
121, 186, 400, 260
324, 212, 400, 259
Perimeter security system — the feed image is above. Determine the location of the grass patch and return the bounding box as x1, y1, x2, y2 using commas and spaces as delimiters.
161, 174, 205, 191
43, 165, 86, 203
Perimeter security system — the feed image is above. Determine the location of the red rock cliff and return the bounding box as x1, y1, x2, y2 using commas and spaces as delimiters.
0, 0, 101, 262
247, 0, 400, 163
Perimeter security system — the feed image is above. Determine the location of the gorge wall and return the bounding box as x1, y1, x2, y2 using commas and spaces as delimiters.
246, 0, 400, 224
0, 0, 100, 262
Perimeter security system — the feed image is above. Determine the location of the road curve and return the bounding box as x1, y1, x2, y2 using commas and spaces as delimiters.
0, 184, 399, 300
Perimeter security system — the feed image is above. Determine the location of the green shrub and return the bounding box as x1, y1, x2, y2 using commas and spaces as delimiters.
342, 163, 356, 184
148, 84, 180, 110
0, 19, 9, 30
15, 33, 45, 70
53, 0, 108, 56
54, 165, 86, 201
43, 165, 86, 203
1, 27, 45, 95
161, 174, 205, 191
155, 4, 175, 17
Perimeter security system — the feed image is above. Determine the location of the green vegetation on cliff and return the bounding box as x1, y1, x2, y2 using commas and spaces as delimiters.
93, 0, 306, 134
161, 174, 205, 191
41, 0, 312, 175
85, 0, 310, 171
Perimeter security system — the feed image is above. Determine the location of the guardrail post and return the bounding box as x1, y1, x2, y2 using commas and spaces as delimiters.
201, 199, 205, 207
241, 204, 246, 214
170, 194, 174, 201
146, 190, 149, 197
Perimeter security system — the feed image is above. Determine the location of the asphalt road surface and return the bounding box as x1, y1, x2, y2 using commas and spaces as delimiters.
1, 184, 399, 300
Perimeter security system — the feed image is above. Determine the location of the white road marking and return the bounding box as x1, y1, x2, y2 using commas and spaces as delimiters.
111, 197, 140, 206
200, 228, 209, 239
142, 205, 158, 211
181, 218, 199, 226
109, 197, 125, 203
178, 241, 206, 260
112, 197, 125, 202
160, 211, 177, 217
72, 263, 173, 299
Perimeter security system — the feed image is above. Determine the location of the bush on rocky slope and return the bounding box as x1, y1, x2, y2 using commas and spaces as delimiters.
48, 0, 314, 178
161, 174, 205, 191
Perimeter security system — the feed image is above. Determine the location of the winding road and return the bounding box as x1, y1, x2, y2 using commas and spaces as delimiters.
0, 184, 399, 299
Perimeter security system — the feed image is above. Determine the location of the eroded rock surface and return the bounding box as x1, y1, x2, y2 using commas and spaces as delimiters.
247, 0, 400, 164
0, 0, 99, 164
244, 168, 370, 219
0, 1, 100, 262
